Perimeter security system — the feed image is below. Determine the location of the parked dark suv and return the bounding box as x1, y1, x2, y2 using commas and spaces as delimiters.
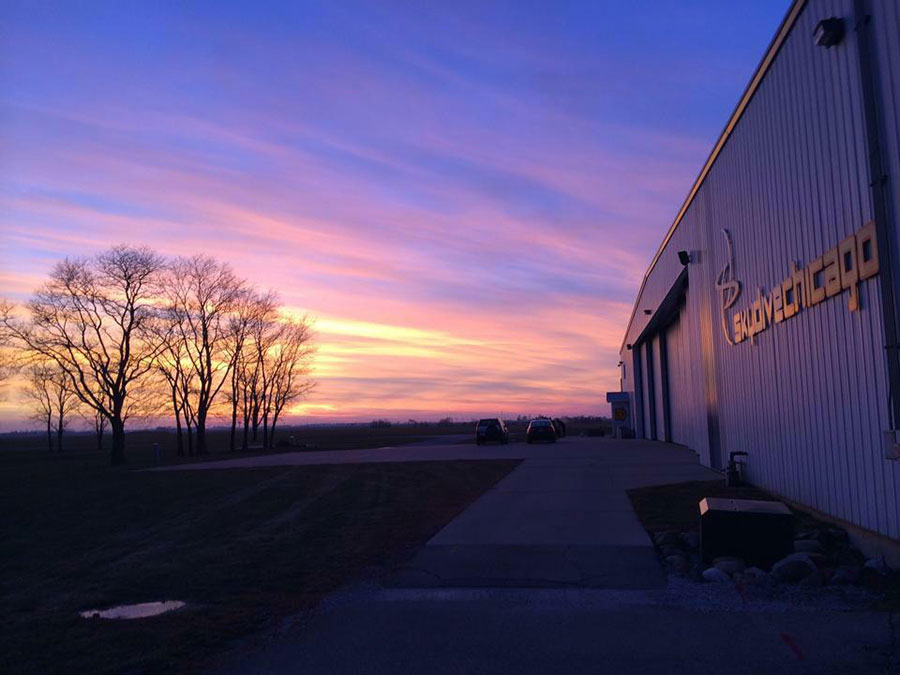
526, 418, 557, 444
475, 418, 509, 445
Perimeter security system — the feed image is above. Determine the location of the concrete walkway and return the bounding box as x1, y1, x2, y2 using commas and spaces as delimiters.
390, 439, 717, 589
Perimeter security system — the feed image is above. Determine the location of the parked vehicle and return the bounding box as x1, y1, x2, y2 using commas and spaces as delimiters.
526, 418, 557, 444
475, 418, 509, 445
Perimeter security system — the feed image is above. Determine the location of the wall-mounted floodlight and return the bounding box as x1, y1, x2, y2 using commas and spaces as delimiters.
678, 250, 691, 265
813, 17, 844, 48
626, 344, 633, 350
643, 309, 652, 315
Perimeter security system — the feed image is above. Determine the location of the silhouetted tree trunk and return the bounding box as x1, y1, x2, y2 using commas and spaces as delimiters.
95, 417, 105, 452
111, 418, 125, 466
185, 419, 194, 457
172, 388, 184, 457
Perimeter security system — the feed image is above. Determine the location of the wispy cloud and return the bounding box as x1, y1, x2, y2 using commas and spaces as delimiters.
0, 0, 787, 425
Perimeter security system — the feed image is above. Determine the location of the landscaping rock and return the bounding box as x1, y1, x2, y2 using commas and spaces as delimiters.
702, 567, 731, 583
864, 558, 889, 575
793, 539, 823, 554
654, 531, 682, 548
713, 557, 746, 576
772, 553, 816, 583
660, 545, 684, 558
799, 570, 824, 588
741, 567, 772, 585
665, 554, 690, 574
680, 531, 699, 550
823, 527, 849, 546
830, 564, 861, 586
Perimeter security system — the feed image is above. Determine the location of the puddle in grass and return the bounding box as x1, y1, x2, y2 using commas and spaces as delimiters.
80, 600, 186, 620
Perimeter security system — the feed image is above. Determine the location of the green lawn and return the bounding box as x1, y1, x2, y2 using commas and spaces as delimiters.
0, 448, 518, 673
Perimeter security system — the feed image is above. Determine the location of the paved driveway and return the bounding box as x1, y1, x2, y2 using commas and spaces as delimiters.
390, 438, 716, 589
153, 435, 707, 471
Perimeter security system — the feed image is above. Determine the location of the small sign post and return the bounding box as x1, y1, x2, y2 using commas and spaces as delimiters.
606, 392, 632, 438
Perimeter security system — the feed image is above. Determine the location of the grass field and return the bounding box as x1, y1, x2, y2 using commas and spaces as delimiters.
0, 421, 480, 468
0, 447, 518, 673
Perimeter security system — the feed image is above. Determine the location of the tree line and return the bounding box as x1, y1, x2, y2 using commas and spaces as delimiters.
0, 245, 315, 465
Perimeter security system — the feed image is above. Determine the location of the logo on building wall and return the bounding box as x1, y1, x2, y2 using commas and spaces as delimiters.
715, 229, 741, 345
718, 222, 880, 345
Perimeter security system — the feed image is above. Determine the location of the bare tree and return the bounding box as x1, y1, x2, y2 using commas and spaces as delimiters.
232, 295, 280, 449
24, 363, 79, 452
154, 319, 193, 456
2, 246, 166, 465
224, 290, 274, 452
232, 309, 316, 450
0, 300, 19, 394
266, 317, 315, 446
159, 256, 245, 455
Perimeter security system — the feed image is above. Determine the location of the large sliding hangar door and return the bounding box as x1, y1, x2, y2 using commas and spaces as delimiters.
617, 0, 900, 542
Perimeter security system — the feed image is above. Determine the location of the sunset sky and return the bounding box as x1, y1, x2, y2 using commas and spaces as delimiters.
0, 1, 788, 427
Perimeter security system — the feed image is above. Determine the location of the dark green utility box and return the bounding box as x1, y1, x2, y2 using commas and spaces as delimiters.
699, 497, 793, 568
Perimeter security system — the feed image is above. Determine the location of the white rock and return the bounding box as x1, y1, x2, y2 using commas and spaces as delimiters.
702, 567, 731, 583
713, 557, 746, 576
772, 553, 816, 583
864, 558, 889, 575
741, 567, 772, 585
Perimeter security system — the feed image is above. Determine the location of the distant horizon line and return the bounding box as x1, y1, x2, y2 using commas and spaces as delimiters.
0, 413, 610, 436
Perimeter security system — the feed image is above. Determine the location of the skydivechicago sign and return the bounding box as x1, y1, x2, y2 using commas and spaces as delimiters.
716, 221, 880, 346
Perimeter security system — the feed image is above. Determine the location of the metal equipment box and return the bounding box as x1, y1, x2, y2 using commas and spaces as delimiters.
699, 497, 793, 568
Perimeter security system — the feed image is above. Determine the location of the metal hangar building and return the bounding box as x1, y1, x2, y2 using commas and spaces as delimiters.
615, 0, 900, 552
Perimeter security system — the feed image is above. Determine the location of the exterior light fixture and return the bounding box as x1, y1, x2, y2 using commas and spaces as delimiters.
678, 250, 691, 265
643, 309, 652, 315
813, 17, 844, 48
626, 344, 633, 350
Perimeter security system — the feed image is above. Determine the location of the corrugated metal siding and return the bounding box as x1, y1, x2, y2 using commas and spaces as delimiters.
617, 0, 900, 539
871, 0, 900, 539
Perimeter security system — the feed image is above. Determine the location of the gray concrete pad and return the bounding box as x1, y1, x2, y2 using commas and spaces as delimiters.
428, 492, 649, 546
219, 585, 896, 674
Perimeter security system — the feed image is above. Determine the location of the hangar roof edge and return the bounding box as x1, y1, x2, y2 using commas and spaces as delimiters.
618, 0, 809, 354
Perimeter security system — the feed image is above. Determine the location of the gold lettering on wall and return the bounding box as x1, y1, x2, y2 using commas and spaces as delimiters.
726, 221, 879, 346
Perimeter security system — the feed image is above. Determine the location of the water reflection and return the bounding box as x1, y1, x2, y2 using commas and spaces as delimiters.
80, 600, 186, 620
